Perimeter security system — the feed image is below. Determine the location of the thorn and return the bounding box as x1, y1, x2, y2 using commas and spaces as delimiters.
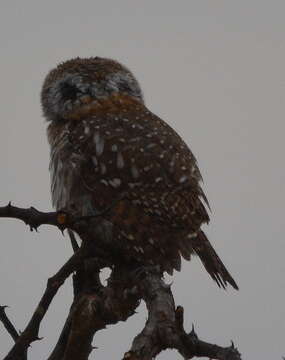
190, 323, 198, 339
231, 340, 235, 348
35, 336, 43, 341
7, 201, 12, 207
29, 225, 38, 232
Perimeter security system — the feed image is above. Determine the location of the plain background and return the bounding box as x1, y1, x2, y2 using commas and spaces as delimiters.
0, 1, 284, 359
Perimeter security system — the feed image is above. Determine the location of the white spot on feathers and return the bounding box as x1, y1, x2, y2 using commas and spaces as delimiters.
128, 182, 142, 189
109, 178, 121, 188
131, 165, 139, 179
138, 247, 144, 254
187, 232, 197, 239
146, 143, 156, 149
100, 179, 108, 186
111, 144, 118, 152
94, 132, 104, 156
179, 175, 188, 183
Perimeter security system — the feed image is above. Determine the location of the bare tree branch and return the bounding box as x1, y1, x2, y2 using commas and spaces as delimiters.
61, 265, 141, 360
0, 306, 19, 343
1, 203, 242, 359
123, 267, 241, 360
0, 203, 67, 231
3, 246, 89, 360
0, 306, 27, 360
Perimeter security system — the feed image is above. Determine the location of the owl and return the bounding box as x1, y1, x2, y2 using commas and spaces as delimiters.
41, 57, 238, 289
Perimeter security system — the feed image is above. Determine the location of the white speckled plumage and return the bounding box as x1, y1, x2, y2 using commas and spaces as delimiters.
42, 56, 238, 290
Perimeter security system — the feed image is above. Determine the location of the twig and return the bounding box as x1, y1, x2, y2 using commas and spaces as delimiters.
0, 203, 67, 231
0, 306, 27, 360
0, 200, 120, 233
3, 246, 88, 360
67, 229, 80, 252
0, 306, 19, 342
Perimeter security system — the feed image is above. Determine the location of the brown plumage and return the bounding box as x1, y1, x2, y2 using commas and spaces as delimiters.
42, 57, 238, 289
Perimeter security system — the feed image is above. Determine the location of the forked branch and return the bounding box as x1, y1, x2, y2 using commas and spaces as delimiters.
123, 268, 241, 360
0, 203, 242, 359
3, 246, 89, 360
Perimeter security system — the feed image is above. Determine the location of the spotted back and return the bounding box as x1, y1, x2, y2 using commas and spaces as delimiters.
47, 90, 238, 289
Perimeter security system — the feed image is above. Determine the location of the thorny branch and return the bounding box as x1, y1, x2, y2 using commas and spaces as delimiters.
0, 306, 19, 343
0, 203, 65, 231
123, 268, 241, 360
0, 307, 27, 360
3, 245, 89, 360
0, 203, 242, 359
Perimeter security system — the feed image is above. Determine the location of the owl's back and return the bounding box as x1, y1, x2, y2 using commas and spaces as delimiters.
47, 97, 237, 289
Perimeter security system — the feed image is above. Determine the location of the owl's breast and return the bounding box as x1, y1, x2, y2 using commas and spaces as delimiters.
49, 126, 92, 215
49, 132, 72, 210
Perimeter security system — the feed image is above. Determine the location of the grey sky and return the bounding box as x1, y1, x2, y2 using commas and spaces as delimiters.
0, 1, 284, 359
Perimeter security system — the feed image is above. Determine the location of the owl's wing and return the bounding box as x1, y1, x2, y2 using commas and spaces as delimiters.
67, 105, 238, 289
67, 107, 208, 227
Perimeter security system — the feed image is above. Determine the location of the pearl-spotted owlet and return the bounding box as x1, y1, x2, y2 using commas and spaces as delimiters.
41, 57, 238, 289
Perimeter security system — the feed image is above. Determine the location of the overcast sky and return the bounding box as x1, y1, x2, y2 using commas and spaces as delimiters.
0, 1, 284, 359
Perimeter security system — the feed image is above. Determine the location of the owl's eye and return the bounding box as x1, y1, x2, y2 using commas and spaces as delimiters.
119, 82, 132, 93
60, 82, 79, 101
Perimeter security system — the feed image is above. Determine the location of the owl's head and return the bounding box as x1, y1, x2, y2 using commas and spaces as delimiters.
41, 57, 144, 121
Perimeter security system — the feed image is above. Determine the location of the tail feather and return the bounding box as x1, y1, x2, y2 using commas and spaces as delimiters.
193, 231, 238, 290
